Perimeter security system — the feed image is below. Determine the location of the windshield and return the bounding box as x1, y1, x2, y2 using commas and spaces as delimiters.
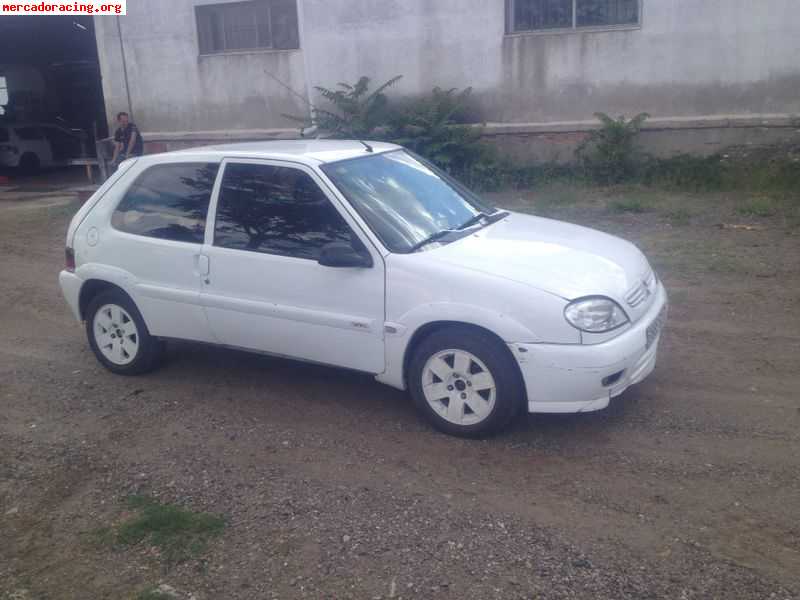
321, 150, 496, 253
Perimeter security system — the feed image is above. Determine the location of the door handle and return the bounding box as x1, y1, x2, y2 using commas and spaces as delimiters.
197, 254, 210, 276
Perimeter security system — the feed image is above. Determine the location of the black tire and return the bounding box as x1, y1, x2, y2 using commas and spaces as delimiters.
18, 153, 40, 174
85, 289, 164, 375
408, 327, 524, 438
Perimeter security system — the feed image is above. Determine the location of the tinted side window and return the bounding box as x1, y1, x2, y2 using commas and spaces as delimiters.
112, 163, 219, 244
214, 163, 352, 260
14, 127, 45, 141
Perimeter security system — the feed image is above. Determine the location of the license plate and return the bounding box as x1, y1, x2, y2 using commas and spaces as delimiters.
646, 305, 667, 349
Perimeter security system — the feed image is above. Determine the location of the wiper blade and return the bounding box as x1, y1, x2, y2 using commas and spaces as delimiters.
456, 210, 508, 231
409, 211, 509, 253
456, 212, 490, 230
408, 229, 457, 252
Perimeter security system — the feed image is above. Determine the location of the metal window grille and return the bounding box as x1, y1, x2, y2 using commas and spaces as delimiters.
196, 0, 299, 54
508, 0, 640, 33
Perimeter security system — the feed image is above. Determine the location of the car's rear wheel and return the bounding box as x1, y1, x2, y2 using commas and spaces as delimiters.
85, 289, 163, 375
18, 152, 40, 174
408, 327, 523, 437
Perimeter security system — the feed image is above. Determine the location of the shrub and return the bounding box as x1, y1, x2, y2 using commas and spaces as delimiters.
388, 87, 488, 175
290, 75, 578, 191
288, 75, 402, 138
577, 112, 650, 184
642, 153, 725, 191
643, 144, 800, 193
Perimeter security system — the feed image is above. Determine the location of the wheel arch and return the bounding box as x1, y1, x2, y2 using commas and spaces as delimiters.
78, 279, 133, 320
19, 151, 41, 171
401, 320, 525, 398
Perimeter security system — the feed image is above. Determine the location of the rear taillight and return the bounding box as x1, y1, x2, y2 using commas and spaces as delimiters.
65, 247, 76, 272
0, 144, 18, 154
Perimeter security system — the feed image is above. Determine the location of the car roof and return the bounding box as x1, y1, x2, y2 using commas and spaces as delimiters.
4, 122, 60, 127
167, 139, 401, 165
1, 122, 77, 132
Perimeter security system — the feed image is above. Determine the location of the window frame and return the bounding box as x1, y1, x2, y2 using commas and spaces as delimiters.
195, 0, 300, 56
111, 161, 222, 246
207, 158, 378, 263
505, 0, 642, 36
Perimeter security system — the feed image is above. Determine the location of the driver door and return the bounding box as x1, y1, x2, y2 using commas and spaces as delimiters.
199, 158, 386, 373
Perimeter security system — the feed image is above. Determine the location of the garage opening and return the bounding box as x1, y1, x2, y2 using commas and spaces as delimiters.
0, 15, 107, 181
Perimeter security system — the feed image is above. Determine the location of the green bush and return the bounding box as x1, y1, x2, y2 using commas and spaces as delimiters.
643, 145, 800, 193
577, 112, 649, 184
289, 74, 800, 196
287, 75, 402, 138
388, 87, 488, 175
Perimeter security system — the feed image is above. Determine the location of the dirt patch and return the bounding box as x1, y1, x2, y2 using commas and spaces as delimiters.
1, 184, 798, 599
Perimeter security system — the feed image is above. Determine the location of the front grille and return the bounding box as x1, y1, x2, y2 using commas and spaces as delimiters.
626, 271, 657, 308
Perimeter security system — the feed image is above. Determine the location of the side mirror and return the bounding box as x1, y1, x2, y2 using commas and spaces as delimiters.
318, 242, 373, 268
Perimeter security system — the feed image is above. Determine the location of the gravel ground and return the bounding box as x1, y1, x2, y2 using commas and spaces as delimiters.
1, 184, 799, 599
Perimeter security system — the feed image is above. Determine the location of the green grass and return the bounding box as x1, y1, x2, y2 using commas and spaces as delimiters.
664, 207, 692, 226
135, 587, 175, 600
529, 185, 585, 215
96, 495, 225, 567
736, 197, 778, 217
608, 197, 648, 214
640, 236, 768, 278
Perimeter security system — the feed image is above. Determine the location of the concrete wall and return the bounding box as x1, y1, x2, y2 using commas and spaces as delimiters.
94, 0, 800, 156
299, 0, 800, 121
94, 0, 309, 133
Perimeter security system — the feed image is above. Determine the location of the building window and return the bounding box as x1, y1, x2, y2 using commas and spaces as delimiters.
508, 0, 640, 33
196, 0, 299, 54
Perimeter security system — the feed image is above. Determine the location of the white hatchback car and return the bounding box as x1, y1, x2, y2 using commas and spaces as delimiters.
0, 122, 87, 171
60, 140, 667, 437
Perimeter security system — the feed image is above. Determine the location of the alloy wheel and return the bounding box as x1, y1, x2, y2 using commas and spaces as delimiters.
92, 303, 140, 366
421, 349, 497, 426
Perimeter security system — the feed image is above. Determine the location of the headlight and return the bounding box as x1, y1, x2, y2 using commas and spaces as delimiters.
564, 297, 629, 333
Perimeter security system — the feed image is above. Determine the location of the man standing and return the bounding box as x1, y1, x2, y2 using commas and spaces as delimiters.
111, 112, 144, 167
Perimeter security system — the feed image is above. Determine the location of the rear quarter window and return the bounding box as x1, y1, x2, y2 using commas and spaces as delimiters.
112, 162, 220, 244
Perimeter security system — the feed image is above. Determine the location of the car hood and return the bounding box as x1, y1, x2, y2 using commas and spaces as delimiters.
427, 211, 652, 303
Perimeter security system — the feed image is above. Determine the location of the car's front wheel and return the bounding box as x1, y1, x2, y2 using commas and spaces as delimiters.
85, 289, 163, 375
408, 327, 523, 437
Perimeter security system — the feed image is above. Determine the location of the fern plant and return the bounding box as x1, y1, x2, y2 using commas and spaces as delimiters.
577, 112, 650, 183
388, 87, 485, 170
288, 75, 402, 138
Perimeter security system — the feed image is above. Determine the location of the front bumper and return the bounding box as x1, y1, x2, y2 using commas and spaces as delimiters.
510, 283, 667, 414
0, 150, 20, 168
